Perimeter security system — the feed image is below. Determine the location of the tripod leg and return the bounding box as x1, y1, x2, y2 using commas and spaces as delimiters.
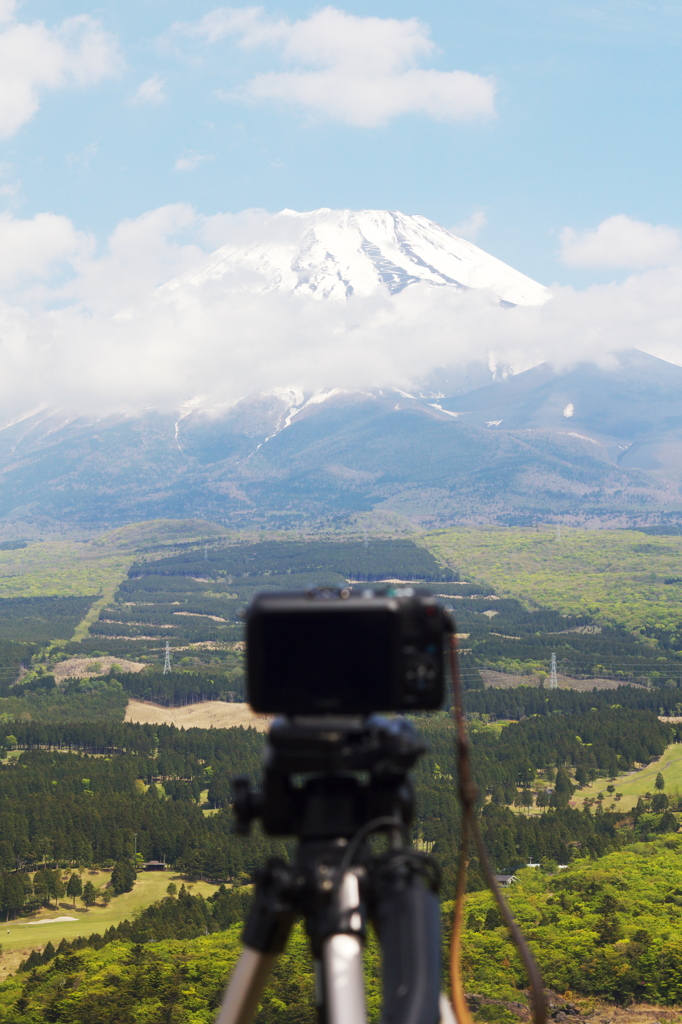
372, 860, 441, 1024
439, 993, 457, 1024
217, 858, 298, 1024
320, 933, 367, 1024
215, 948, 277, 1024
316, 871, 368, 1024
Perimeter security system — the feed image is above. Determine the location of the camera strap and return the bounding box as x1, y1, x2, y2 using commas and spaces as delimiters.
448, 635, 547, 1024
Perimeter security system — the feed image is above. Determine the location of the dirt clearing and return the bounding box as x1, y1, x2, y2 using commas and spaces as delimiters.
125, 699, 271, 731
54, 656, 146, 681
481, 670, 636, 690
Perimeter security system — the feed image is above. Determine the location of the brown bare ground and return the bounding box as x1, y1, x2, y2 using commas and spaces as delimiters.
53, 656, 146, 681
481, 670, 634, 691
125, 699, 271, 731
0, 947, 38, 982
586, 1000, 682, 1024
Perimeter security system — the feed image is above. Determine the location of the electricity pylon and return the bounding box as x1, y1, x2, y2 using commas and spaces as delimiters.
549, 652, 558, 689
163, 641, 171, 675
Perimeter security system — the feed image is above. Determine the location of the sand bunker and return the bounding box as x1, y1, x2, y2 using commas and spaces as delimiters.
125, 699, 271, 731
26, 916, 78, 924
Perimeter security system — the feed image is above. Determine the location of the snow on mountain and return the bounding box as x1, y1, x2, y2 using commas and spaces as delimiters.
168, 208, 550, 307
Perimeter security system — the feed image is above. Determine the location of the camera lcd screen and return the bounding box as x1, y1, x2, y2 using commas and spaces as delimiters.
250, 607, 397, 713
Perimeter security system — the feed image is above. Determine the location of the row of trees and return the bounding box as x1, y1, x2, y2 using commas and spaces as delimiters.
0, 861, 134, 920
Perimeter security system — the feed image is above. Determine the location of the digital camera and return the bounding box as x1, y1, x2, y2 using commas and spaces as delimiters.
245, 587, 453, 714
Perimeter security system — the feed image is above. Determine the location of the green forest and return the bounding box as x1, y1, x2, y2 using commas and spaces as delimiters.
3, 526, 682, 1022
4, 835, 682, 1022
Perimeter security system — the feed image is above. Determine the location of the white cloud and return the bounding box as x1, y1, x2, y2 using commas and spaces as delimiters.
0, 1, 16, 24
560, 214, 682, 269
0, 212, 91, 287
0, 9, 121, 138
172, 6, 496, 127
452, 210, 487, 241
174, 151, 213, 172
132, 74, 166, 106
0, 204, 682, 418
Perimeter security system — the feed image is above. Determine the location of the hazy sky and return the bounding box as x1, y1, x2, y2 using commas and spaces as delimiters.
0, 0, 681, 412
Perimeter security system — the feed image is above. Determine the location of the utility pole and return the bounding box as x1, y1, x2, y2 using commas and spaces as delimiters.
549, 652, 558, 689
163, 641, 171, 675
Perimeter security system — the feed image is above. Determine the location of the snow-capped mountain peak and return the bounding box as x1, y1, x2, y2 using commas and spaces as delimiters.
172, 208, 550, 307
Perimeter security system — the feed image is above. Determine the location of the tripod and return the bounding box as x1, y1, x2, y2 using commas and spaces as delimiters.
216, 714, 450, 1024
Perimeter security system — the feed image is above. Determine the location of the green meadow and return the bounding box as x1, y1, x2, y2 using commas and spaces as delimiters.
571, 741, 682, 813
1, 870, 219, 975
425, 526, 682, 630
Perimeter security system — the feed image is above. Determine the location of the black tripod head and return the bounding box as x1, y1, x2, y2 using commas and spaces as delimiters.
232, 713, 425, 841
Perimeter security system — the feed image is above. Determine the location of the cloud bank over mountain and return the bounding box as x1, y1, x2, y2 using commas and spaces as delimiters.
0, 205, 681, 419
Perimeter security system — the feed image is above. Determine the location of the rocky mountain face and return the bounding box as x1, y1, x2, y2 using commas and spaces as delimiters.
1, 351, 681, 531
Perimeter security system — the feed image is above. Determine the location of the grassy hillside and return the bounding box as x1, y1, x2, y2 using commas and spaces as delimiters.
424, 527, 682, 630
571, 742, 682, 812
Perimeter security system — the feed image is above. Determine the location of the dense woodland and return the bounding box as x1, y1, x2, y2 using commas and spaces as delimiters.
0, 704, 677, 927
0, 597, 95, 643
3, 533, 682, 1021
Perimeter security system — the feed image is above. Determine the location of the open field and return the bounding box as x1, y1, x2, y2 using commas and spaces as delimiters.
481, 669, 628, 690
425, 527, 682, 630
0, 870, 220, 979
125, 699, 271, 731
570, 741, 682, 812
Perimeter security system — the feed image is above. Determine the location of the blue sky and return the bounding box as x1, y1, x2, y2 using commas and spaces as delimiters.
2, 0, 681, 286
1, 0, 681, 415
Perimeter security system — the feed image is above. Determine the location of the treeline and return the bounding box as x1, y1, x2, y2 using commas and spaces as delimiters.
0, 639, 34, 696
2, 719, 263, 760
19, 884, 254, 966
129, 538, 457, 583
0, 595, 95, 643
0, 678, 127, 723
462, 683, 682, 719
109, 669, 246, 705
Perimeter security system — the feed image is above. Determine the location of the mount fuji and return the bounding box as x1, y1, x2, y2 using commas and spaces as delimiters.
0, 209, 680, 532
164, 208, 550, 307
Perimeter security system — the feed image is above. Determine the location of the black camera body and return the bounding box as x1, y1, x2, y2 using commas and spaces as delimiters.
245, 586, 453, 714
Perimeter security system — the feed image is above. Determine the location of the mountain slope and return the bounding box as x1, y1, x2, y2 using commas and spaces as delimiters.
0, 352, 680, 530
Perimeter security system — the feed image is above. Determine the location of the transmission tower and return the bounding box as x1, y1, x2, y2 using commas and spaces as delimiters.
163, 641, 171, 675
556, 524, 562, 542
549, 652, 558, 689
204, 544, 209, 561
